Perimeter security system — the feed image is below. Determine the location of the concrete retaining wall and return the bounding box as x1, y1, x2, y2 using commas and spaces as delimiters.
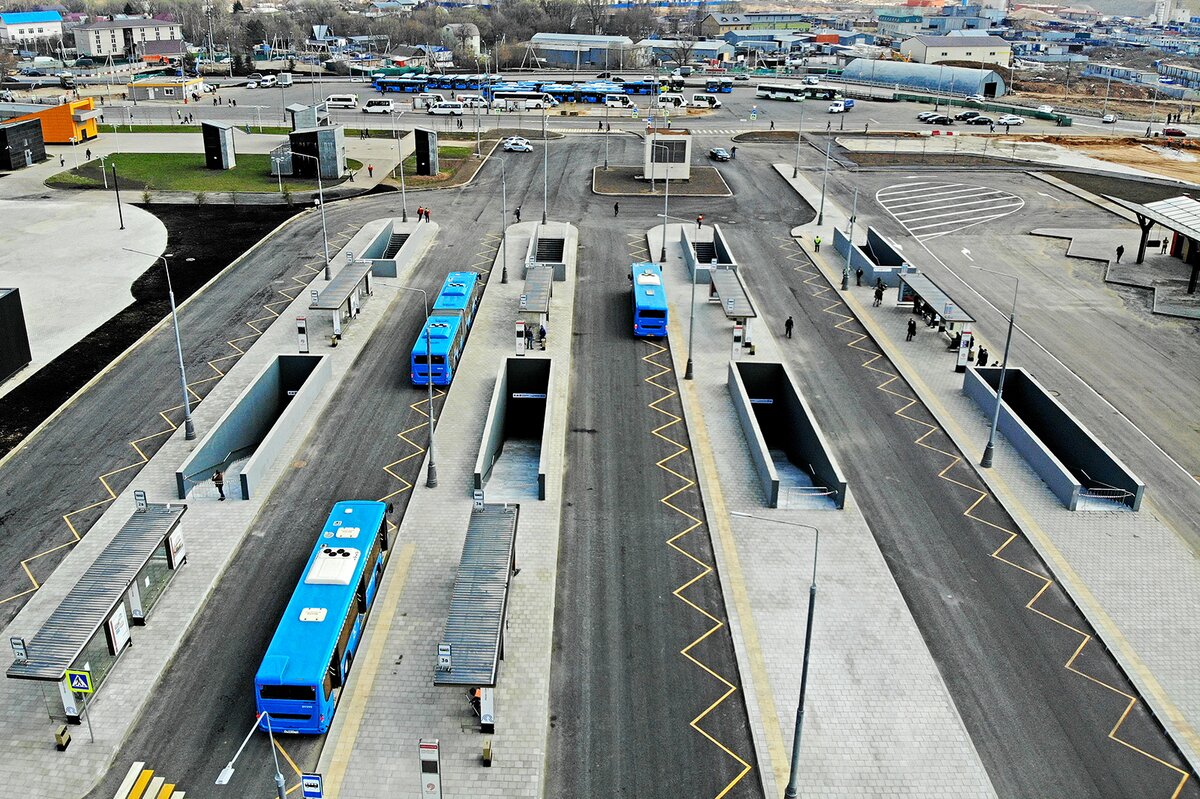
964, 366, 1144, 510
833, 226, 908, 288
175, 354, 329, 499
474, 357, 553, 500
727, 362, 780, 507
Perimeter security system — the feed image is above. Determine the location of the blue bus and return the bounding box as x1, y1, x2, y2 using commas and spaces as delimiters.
411, 314, 466, 385
254, 501, 391, 735
432, 271, 482, 327
630, 262, 668, 337
706, 76, 734, 93
375, 76, 427, 93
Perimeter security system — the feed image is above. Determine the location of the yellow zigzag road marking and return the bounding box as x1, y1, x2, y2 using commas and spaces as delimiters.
0, 251, 331, 609
642, 338, 752, 799
380, 388, 444, 505
782, 236, 1191, 799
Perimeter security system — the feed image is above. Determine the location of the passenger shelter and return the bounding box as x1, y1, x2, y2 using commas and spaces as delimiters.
434, 503, 519, 733
708, 267, 758, 348
7, 503, 187, 725
898, 271, 974, 339
1105, 194, 1200, 294
311, 256, 374, 338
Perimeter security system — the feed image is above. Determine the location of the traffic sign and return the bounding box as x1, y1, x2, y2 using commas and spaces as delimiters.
631, 106, 638, 118
750, 108, 758, 121
301, 773, 324, 799
65, 669, 93, 694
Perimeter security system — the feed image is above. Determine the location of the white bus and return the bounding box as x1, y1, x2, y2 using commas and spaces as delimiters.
755, 83, 806, 101
325, 94, 359, 109
490, 91, 556, 111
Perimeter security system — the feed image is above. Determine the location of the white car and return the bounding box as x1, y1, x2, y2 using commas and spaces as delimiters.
997, 114, 1024, 126
1036, 104, 1055, 114
1102, 113, 1118, 123
503, 136, 530, 147
245, 81, 258, 89
503, 140, 533, 152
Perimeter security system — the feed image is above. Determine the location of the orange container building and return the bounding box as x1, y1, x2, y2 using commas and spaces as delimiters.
0, 98, 99, 144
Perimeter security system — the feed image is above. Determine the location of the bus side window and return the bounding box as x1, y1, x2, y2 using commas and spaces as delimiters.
327, 654, 343, 690
324, 664, 336, 699
335, 607, 356, 673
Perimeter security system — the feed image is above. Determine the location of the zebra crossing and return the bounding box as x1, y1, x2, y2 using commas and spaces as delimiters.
875, 180, 1025, 241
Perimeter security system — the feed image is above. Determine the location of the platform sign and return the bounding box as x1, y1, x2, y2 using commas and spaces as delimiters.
472, 490, 484, 512
310, 290, 320, 307
437, 642, 453, 671
515, 321, 526, 356
956, 330, 974, 373
418, 739, 443, 799
750, 105, 758, 121
133, 490, 147, 513
301, 774, 323, 799
297, 316, 309, 354
10, 637, 27, 664
65, 669, 93, 694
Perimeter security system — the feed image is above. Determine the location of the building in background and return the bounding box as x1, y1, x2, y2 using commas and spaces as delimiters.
0, 10, 63, 46
73, 17, 185, 60
531, 33, 638, 69
0, 119, 45, 170
699, 14, 752, 37
0, 98, 99, 144
900, 34, 1012, 66
442, 23, 480, 56
843, 58, 1008, 97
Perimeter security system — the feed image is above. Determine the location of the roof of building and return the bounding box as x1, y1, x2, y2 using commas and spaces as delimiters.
706, 13, 749, 24
531, 32, 634, 46
443, 22, 479, 35
76, 16, 180, 31
140, 38, 184, 55
0, 11, 63, 25
842, 58, 1005, 93
907, 34, 1011, 47
1107, 195, 1200, 242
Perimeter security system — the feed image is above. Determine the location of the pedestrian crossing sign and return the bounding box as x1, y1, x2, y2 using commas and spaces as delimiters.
750, 108, 758, 121
631, 107, 638, 118
65, 669, 93, 694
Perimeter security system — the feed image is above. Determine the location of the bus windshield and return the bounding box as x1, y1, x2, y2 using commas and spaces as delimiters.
639, 309, 666, 319
259, 684, 317, 701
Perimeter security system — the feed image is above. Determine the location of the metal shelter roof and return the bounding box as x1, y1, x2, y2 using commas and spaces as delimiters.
1106, 194, 1200, 242
520, 266, 554, 315
710, 267, 758, 319
899, 272, 974, 323
7, 504, 186, 681
312, 261, 372, 311
433, 504, 518, 687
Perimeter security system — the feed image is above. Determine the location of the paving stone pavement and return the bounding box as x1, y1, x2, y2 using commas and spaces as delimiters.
0, 224, 435, 799
317, 222, 575, 797
648, 223, 997, 798
775, 165, 1200, 775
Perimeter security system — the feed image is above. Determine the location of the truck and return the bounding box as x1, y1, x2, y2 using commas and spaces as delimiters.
277, 72, 293, 86
828, 98, 855, 113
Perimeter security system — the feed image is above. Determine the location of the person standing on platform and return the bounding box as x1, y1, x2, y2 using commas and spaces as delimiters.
906, 318, 917, 341
212, 470, 226, 501
784, 316, 794, 338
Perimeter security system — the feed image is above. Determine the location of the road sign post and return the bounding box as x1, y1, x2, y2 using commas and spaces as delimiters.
65, 670, 95, 743
301, 773, 323, 799
418, 739, 443, 799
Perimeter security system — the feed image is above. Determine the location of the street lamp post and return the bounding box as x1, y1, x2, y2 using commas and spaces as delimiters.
500, 157, 509, 284
966, 265, 1018, 468
289, 151, 331, 280
841, 187, 857, 291
792, 102, 805, 178
68, 135, 79, 169
604, 100, 611, 170
392, 110, 408, 222
215, 711, 287, 799
542, 105, 549, 224
658, 212, 698, 380
112, 163, 125, 230
652, 143, 671, 263
399, 286, 438, 488
730, 512, 819, 799
816, 139, 831, 226
123, 247, 195, 440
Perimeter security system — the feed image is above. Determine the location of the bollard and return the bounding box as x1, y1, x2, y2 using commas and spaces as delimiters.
482, 738, 493, 767
54, 725, 71, 751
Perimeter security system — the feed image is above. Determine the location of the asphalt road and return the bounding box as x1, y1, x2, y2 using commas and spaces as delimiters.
83, 205, 493, 799
546, 178, 761, 798
719, 142, 1197, 798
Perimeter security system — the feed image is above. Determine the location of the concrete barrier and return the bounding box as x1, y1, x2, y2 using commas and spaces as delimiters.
679, 223, 737, 285
729, 361, 848, 509
833, 226, 910, 288
962, 366, 1144, 510
175, 354, 330, 500
474, 357, 553, 501
343, 218, 437, 278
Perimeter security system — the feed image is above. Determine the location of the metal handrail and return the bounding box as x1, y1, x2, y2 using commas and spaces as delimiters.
182, 445, 256, 485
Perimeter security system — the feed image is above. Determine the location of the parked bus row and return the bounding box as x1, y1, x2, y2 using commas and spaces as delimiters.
410, 270, 483, 385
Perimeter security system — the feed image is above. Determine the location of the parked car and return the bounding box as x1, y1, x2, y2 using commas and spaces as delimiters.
1162, 126, 1188, 137
19, 68, 45, 76
248, 72, 264, 82
708, 147, 731, 161
954, 110, 980, 121
503, 136, 530, 148
244, 81, 258, 89
1101, 113, 1118, 123
803, 75, 820, 85
504, 140, 533, 152
928, 115, 955, 125
967, 116, 995, 125
997, 114, 1024, 125
965, 94, 985, 103
1036, 104, 1055, 114
917, 111, 940, 121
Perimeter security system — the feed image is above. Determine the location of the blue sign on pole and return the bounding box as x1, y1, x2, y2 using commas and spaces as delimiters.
301, 773, 323, 799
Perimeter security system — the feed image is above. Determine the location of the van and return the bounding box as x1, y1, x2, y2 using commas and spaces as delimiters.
277, 72, 293, 87
414, 92, 445, 110
459, 94, 488, 108
673, 66, 694, 77
428, 100, 464, 115
362, 98, 396, 114
604, 93, 633, 108
689, 94, 721, 109
259, 74, 278, 88
657, 93, 686, 109
828, 98, 855, 113
325, 94, 359, 109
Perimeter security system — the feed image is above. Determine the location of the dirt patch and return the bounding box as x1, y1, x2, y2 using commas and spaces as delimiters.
1019, 134, 1200, 183
0, 204, 300, 457
1047, 171, 1196, 205
847, 152, 1017, 168
734, 131, 799, 143
592, 165, 732, 196
379, 140, 498, 190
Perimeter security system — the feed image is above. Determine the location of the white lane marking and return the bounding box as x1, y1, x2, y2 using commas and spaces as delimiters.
891, 195, 1020, 216
876, 183, 958, 198
914, 210, 1025, 238
885, 188, 1011, 209
877, 181, 1025, 241
1037, 191, 1059, 201
961, 248, 974, 262
900, 202, 1026, 227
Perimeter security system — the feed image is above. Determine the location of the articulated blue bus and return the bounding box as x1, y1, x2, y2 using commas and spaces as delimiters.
375, 76, 428, 93
631, 262, 668, 337
411, 314, 466, 385
254, 501, 391, 735
432, 271, 482, 327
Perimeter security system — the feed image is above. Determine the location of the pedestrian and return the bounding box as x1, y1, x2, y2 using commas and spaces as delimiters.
873, 286, 883, 307
613, 201, 620, 216
232, 98, 237, 107
539, 324, 547, 347
598, 119, 604, 131
425, 208, 431, 222
696, 214, 704, 229
59, 155, 64, 167
855, 267, 863, 286
417, 206, 425, 221
85, 148, 91, 161
814, 235, 821, 252
524, 325, 533, 349
989, 122, 995, 133
784, 316, 794, 338
514, 206, 521, 223
1004, 122, 1010, 134
1116, 244, 1125, 263
177, 109, 182, 120
1146, 125, 1152, 137
1162, 237, 1170, 254
977, 346, 988, 367
605, 122, 611, 132
213, 96, 218, 106
770, 120, 775, 130
212, 469, 226, 500
368, 163, 374, 178
906, 318, 917, 342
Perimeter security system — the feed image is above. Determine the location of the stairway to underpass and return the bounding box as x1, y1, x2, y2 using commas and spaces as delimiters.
693, 241, 716, 264
536, 237, 564, 263
383, 232, 409, 259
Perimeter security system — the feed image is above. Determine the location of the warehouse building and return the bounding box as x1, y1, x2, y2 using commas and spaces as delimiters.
899, 34, 1011, 67
842, 58, 1007, 97
530, 33, 637, 69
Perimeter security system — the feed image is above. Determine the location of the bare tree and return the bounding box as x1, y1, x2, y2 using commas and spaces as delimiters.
666, 16, 698, 67
580, 0, 608, 35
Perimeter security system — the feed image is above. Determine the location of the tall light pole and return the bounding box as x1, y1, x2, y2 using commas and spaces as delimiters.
391, 109, 408, 222
541, 104, 549, 224
731, 512, 819, 799
792, 101, 805, 178
652, 142, 671, 263
215, 711, 286, 799
841, 187, 857, 291
290, 151, 331, 280
966, 265, 1018, 468
398, 286, 438, 487
123, 247, 195, 440
658, 212, 698, 379
604, 100, 611, 170
816, 138, 831, 226
500, 157, 509, 284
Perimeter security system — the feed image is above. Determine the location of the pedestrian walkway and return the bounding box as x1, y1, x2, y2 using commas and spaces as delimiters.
777, 172, 1200, 777
316, 222, 576, 798
0, 232, 422, 799
651, 225, 997, 798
